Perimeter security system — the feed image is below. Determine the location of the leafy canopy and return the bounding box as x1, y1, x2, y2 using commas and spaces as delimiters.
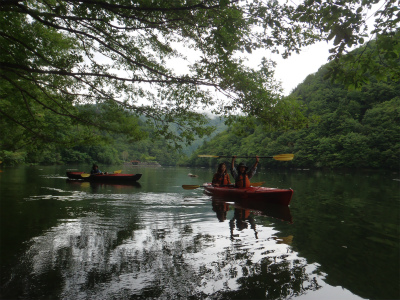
0, 0, 398, 147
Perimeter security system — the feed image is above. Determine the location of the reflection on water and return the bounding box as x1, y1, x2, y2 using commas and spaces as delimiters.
1, 166, 398, 300
66, 179, 142, 193
2, 192, 324, 300
212, 198, 293, 224
211, 198, 293, 242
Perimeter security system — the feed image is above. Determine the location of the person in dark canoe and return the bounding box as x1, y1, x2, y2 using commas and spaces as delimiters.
231, 155, 259, 188
212, 162, 231, 186
90, 164, 107, 175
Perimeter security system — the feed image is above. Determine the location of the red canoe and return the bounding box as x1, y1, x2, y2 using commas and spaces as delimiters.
203, 183, 293, 206
66, 172, 142, 183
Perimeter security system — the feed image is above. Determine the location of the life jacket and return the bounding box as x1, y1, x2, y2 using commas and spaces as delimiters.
213, 173, 231, 186
235, 209, 250, 219
235, 172, 250, 188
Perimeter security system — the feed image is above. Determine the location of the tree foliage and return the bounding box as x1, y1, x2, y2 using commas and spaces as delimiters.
0, 108, 228, 166
294, 0, 400, 88
1, 0, 398, 149
185, 50, 400, 170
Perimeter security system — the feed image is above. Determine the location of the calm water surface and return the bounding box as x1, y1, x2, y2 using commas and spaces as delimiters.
0, 165, 399, 300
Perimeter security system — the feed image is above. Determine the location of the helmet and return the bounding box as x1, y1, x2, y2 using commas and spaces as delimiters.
238, 162, 248, 171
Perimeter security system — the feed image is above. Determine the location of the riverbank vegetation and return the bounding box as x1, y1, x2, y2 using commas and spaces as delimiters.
0, 112, 227, 166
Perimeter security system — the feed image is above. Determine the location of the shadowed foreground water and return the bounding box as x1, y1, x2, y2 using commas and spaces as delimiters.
0, 165, 399, 300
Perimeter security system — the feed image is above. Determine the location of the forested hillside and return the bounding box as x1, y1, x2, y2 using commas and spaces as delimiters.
184, 64, 400, 170
0, 110, 226, 166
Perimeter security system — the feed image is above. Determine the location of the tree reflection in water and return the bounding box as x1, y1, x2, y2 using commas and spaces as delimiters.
2, 197, 322, 300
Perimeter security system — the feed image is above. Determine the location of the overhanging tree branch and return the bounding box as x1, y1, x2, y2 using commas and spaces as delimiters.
0, 0, 397, 149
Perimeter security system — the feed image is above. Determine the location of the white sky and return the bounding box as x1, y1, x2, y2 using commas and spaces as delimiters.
269, 0, 384, 96
123, 1, 383, 102
270, 41, 333, 95
167, 39, 334, 98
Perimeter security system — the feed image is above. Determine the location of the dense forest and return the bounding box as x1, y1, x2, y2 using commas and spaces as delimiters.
184, 62, 400, 170
0, 110, 226, 166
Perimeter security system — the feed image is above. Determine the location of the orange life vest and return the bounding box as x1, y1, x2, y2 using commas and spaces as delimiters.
212, 173, 231, 186
235, 173, 251, 188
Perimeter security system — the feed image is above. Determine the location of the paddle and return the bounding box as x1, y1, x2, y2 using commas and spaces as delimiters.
198, 154, 294, 161
250, 181, 265, 187
182, 182, 265, 190
182, 185, 204, 190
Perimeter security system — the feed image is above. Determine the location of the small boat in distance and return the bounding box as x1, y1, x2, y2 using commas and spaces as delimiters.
203, 183, 293, 206
66, 172, 142, 183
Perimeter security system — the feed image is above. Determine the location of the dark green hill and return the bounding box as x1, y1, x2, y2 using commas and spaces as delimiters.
184, 63, 400, 170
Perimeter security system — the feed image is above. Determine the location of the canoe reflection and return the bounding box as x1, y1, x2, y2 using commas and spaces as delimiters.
66, 179, 141, 191
212, 198, 292, 240
230, 207, 258, 239
211, 198, 293, 224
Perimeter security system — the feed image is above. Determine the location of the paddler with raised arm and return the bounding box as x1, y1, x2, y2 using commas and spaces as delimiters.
231, 155, 259, 188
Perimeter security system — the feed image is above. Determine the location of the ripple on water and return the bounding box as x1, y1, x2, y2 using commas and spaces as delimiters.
25, 190, 88, 201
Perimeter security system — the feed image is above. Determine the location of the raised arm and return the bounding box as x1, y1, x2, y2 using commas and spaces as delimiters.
253, 156, 259, 168
231, 155, 236, 170
231, 155, 238, 178
248, 156, 260, 179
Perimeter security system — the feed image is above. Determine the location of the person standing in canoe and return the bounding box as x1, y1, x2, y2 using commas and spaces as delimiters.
231, 155, 259, 188
212, 162, 231, 186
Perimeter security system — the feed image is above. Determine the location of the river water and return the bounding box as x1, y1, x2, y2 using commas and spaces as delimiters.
0, 165, 399, 300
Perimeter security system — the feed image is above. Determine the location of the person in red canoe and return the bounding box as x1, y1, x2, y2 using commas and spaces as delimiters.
231, 155, 259, 188
212, 162, 231, 186
90, 164, 107, 175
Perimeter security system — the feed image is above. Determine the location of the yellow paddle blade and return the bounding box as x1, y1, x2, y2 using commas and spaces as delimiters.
81, 173, 91, 178
250, 181, 265, 187
182, 185, 201, 190
272, 154, 294, 161
81, 182, 90, 188
114, 170, 122, 174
